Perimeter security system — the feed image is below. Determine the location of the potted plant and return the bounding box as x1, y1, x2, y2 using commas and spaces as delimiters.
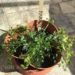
0, 20, 74, 75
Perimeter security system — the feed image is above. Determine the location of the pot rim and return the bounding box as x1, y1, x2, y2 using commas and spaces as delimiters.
12, 53, 61, 71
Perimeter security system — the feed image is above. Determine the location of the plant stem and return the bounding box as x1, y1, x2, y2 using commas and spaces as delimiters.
39, 0, 44, 21
0, 29, 9, 33
12, 55, 24, 60
44, 24, 49, 31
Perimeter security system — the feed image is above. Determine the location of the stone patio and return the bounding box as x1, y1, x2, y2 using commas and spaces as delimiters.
0, 0, 75, 75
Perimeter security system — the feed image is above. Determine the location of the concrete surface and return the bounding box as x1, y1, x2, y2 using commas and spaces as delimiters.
0, 0, 75, 75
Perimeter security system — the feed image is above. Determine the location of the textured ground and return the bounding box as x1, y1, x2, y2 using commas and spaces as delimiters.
0, 0, 75, 75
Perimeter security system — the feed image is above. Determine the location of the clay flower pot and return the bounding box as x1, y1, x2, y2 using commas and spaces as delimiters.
4, 33, 19, 44
12, 20, 61, 75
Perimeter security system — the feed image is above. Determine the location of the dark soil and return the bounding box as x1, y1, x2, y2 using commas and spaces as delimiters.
14, 46, 61, 68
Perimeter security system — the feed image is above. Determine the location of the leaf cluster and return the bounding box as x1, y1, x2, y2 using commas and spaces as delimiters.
0, 25, 74, 69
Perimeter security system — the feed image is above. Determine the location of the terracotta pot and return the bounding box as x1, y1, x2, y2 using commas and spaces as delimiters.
4, 33, 19, 44
27, 20, 57, 33
12, 20, 61, 75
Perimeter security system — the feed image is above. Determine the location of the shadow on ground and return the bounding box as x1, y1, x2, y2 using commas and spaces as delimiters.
0, 33, 16, 73
49, 1, 75, 75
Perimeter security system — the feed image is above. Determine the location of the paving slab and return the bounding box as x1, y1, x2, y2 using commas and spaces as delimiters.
1, 0, 17, 3
68, 0, 75, 7
62, 0, 73, 2
18, 6, 28, 11
0, 72, 4, 75
6, 12, 23, 28
51, 0, 62, 4
1, 64, 73, 75
60, 2, 75, 14
65, 13, 75, 26
50, 1, 75, 34
5, 72, 21, 75
3, 7, 18, 14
